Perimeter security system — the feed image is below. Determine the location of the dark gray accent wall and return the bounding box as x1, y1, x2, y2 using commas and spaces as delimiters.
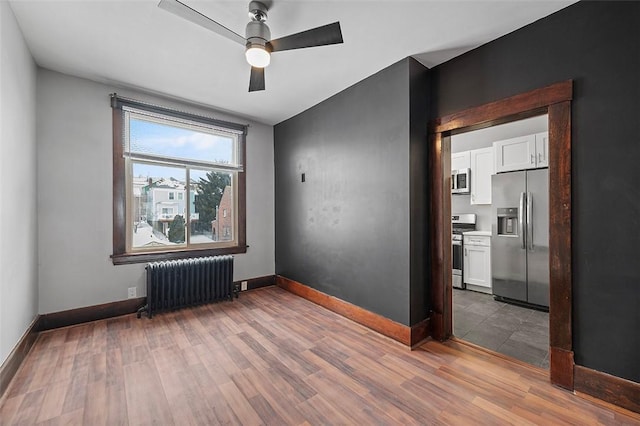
409, 59, 430, 325
275, 58, 430, 326
431, 1, 640, 382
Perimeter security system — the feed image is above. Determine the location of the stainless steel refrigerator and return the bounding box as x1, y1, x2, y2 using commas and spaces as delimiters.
491, 168, 549, 308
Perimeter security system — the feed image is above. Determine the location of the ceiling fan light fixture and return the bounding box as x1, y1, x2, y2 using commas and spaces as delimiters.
245, 44, 271, 68
159, 0, 344, 92
244, 18, 271, 68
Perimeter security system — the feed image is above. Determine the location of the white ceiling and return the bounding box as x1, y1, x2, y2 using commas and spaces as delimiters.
8, 0, 576, 125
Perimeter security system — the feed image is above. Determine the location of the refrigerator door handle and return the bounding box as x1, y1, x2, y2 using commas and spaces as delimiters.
519, 192, 526, 249
527, 191, 534, 251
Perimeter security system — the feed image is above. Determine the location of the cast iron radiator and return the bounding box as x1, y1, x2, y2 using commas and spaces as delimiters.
137, 255, 237, 318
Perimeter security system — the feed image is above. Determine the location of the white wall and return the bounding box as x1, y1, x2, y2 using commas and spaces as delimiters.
37, 69, 274, 314
0, 2, 38, 364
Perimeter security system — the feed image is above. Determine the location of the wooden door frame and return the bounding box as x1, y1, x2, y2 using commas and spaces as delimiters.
428, 80, 574, 389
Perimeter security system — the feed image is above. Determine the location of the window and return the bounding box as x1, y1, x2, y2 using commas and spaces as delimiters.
111, 95, 247, 264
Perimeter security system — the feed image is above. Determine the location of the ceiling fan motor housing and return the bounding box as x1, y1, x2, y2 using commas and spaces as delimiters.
248, 1, 268, 22
245, 20, 271, 51
246, 0, 270, 50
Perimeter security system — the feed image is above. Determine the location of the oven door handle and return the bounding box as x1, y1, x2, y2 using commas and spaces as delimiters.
519, 192, 526, 250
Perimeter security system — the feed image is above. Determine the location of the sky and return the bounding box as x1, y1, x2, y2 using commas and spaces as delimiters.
129, 117, 234, 180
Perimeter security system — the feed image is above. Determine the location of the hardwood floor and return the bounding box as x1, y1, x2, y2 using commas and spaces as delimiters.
1, 286, 638, 425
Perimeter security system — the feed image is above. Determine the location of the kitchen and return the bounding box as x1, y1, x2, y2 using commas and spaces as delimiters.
451, 115, 551, 368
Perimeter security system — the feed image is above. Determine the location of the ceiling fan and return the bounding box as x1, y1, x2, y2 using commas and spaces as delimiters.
158, 0, 344, 92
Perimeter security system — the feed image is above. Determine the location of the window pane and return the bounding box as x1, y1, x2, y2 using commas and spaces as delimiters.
131, 163, 187, 249
190, 169, 234, 245
129, 116, 235, 165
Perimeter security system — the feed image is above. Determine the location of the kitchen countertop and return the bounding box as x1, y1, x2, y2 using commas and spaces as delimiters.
463, 230, 491, 236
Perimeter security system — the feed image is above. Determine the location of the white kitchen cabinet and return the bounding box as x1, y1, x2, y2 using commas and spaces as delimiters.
451, 151, 470, 171
494, 134, 535, 173
534, 131, 549, 168
464, 234, 491, 293
470, 147, 494, 205
493, 132, 549, 173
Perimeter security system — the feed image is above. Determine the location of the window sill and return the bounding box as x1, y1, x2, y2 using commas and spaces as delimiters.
111, 245, 248, 265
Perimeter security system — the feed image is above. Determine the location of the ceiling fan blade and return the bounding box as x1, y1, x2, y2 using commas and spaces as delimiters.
268, 22, 343, 52
158, 0, 246, 46
249, 67, 265, 92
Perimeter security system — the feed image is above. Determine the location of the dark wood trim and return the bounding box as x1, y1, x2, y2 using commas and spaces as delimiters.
112, 106, 126, 255
0, 316, 40, 399
548, 101, 572, 351
550, 346, 574, 390
575, 365, 640, 414
110, 94, 248, 134
237, 133, 247, 250
110, 99, 247, 265
277, 275, 414, 346
410, 317, 430, 349
111, 245, 248, 265
428, 132, 450, 341
235, 274, 276, 291
38, 273, 273, 330
38, 297, 146, 331
428, 80, 574, 387
431, 80, 573, 133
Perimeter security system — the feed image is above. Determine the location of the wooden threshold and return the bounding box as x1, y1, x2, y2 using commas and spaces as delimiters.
447, 337, 549, 375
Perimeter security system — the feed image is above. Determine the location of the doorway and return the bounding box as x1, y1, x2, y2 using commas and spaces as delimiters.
428, 81, 574, 389
450, 116, 550, 368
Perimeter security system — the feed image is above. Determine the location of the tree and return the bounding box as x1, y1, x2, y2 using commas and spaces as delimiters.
168, 215, 185, 243
194, 172, 231, 232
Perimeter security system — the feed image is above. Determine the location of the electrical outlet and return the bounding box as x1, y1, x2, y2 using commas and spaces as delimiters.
128, 287, 137, 299
241, 281, 248, 291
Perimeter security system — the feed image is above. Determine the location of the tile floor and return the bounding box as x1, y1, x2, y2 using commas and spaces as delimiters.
453, 288, 550, 368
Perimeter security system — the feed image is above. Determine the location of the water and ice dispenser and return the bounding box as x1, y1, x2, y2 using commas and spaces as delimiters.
497, 207, 518, 236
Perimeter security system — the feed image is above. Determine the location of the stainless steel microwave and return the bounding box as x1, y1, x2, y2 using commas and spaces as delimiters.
452, 168, 470, 194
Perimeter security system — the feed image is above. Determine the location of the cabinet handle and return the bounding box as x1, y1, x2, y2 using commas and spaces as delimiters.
538, 152, 543, 163
531, 154, 535, 164
465, 248, 468, 256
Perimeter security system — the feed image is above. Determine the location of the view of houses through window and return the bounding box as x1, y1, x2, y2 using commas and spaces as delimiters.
131, 166, 234, 249
126, 112, 239, 251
